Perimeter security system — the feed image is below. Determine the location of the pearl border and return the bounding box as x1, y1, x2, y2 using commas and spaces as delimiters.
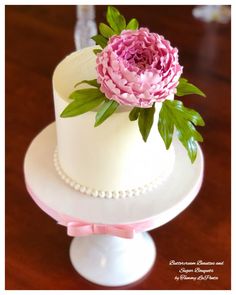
53, 148, 165, 199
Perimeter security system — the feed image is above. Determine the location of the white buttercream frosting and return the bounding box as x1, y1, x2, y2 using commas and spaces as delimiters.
52, 46, 175, 197
53, 148, 170, 199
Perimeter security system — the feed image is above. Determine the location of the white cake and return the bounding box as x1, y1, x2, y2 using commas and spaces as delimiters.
52, 46, 175, 198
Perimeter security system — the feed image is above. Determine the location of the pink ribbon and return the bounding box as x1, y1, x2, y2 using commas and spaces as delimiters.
25, 182, 168, 239
59, 221, 135, 239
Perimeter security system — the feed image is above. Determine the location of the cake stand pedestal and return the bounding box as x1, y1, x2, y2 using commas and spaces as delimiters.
24, 123, 204, 287
70, 233, 156, 286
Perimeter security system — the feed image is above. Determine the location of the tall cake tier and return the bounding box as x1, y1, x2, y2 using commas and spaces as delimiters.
52, 46, 175, 193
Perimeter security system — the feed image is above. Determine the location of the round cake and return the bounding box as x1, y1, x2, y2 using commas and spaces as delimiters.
52, 46, 175, 198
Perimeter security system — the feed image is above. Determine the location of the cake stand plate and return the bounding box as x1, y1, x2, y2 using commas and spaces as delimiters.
24, 123, 204, 287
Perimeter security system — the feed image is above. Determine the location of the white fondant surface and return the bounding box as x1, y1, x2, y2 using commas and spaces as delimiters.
53, 147, 171, 199
24, 123, 204, 226
52, 47, 175, 191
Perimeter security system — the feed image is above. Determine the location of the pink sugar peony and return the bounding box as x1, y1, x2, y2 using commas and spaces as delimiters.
96, 28, 183, 108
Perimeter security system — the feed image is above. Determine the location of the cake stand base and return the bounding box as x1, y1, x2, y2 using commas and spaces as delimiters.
69, 232, 156, 287
24, 123, 204, 287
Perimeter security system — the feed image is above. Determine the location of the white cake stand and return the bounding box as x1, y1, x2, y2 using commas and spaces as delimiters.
24, 123, 204, 287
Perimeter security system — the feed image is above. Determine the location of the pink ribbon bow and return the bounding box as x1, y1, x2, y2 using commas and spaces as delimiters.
59, 221, 135, 239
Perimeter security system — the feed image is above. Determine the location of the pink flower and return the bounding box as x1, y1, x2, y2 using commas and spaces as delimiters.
96, 28, 183, 108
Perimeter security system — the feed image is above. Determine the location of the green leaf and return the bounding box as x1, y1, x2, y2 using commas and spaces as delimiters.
158, 104, 174, 149
117, 14, 126, 32
60, 96, 104, 118
61, 88, 105, 117
176, 78, 206, 97
99, 22, 115, 38
69, 88, 102, 101
106, 6, 126, 34
185, 121, 203, 142
95, 100, 119, 127
178, 135, 198, 163
93, 48, 102, 55
74, 79, 99, 88
91, 34, 108, 48
126, 18, 139, 30
129, 107, 141, 121
138, 105, 155, 142
159, 99, 204, 163
169, 100, 205, 126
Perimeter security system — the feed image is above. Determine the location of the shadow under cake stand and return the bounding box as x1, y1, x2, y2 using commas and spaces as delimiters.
24, 123, 204, 287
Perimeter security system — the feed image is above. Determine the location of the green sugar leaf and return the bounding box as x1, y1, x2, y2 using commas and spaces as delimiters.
129, 107, 141, 121
106, 6, 126, 34
69, 88, 102, 101
91, 34, 108, 48
126, 18, 139, 30
74, 79, 99, 88
117, 14, 126, 32
176, 78, 206, 97
158, 104, 174, 149
184, 120, 203, 142
93, 48, 103, 55
179, 135, 198, 163
60, 96, 104, 118
158, 99, 204, 163
168, 100, 205, 126
61, 88, 105, 118
138, 104, 155, 142
95, 100, 119, 127
99, 22, 115, 38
